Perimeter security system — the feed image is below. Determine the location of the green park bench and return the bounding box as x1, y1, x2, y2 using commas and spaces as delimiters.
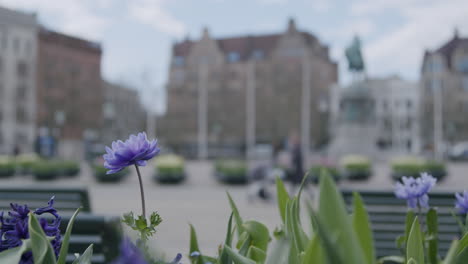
0, 187, 121, 263
60, 213, 121, 263
0, 186, 91, 212
342, 189, 462, 258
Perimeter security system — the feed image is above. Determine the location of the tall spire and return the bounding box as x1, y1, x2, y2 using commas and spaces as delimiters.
287, 17, 297, 33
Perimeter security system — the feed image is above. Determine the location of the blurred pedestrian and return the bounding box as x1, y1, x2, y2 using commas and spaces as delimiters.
289, 133, 303, 186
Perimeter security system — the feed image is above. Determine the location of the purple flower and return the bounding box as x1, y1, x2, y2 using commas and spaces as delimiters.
395, 172, 437, 209
0, 197, 61, 263
112, 238, 148, 264
455, 191, 468, 214
103, 132, 160, 174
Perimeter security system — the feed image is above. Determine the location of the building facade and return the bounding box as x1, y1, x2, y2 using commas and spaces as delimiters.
159, 19, 338, 158
420, 30, 468, 151
0, 7, 37, 155
102, 80, 146, 145
36, 28, 103, 159
329, 76, 421, 157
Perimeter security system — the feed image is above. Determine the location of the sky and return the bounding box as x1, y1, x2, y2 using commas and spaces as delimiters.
1, 0, 467, 113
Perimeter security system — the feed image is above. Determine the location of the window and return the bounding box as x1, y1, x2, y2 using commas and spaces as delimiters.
227, 52, 240, 63
173, 56, 185, 66
13, 37, 19, 54
252, 49, 264, 60
457, 57, 468, 73
463, 77, 468, 91
17, 61, 27, 77
407, 100, 412, 109
16, 85, 27, 101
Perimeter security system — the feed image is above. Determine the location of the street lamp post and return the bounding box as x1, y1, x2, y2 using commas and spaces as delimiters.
198, 64, 208, 159
246, 61, 256, 160
301, 52, 311, 167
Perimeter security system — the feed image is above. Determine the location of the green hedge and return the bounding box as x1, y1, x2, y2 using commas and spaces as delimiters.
56, 160, 80, 177
0, 156, 15, 177
154, 154, 186, 184
31, 161, 60, 180
340, 155, 372, 180
215, 159, 248, 184
309, 165, 341, 183
93, 165, 129, 182
16, 153, 40, 174
391, 156, 447, 181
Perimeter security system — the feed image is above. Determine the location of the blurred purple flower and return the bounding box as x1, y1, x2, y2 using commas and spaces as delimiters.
169, 253, 182, 264
112, 238, 148, 264
0, 197, 61, 263
395, 172, 437, 209
455, 190, 468, 214
103, 132, 160, 174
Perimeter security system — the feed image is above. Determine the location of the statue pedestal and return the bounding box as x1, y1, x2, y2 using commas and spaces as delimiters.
328, 123, 378, 158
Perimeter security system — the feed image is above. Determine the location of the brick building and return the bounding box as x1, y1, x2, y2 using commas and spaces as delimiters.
420, 30, 468, 150
159, 19, 338, 158
36, 28, 103, 159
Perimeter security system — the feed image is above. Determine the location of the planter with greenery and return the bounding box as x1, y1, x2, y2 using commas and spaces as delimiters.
31, 160, 60, 180
16, 153, 40, 174
215, 159, 248, 184
423, 160, 447, 181
340, 155, 372, 180
309, 165, 341, 184
93, 164, 128, 183
0, 156, 15, 178
56, 160, 80, 177
391, 156, 425, 181
154, 154, 186, 184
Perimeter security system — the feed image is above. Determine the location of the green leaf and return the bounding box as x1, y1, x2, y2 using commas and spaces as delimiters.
352, 192, 375, 264
57, 207, 81, 264
443, 239, 459, 264
407, 257, 418, 264
189, 224, 204, 264
243, 221, 270, 251
276, 176, 290, 224
223, 246, 256, 264
0, 239, 31, 264
29, 213, 57, 264
227, 192, 245, 237
302, 234, 324, 264
288, 198, 308, 254
317, 170, 366, 264
406, 217, 424, 264
219, 213, 234, 264
404, 211, 416, 252
71, 244, 93, 264
309, 210, 344, 264
456, 233, 468, 255
426, 208, 439, 264
246, 246, 266, 263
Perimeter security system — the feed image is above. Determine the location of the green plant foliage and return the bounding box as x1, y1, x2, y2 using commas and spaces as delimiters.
122, 211, 162, 241
71, 245, 93, 264
352, 192, 375, 264
57, 208, 82, 264
215, 159, 248, 184
29, 213, 58, 264
406, 217, 424, 264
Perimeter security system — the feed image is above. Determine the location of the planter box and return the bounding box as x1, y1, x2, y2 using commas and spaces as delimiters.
93, 166, 128, 183
154, 171, 186, 184
215, 171, 248, 185
0, 165, 15, 177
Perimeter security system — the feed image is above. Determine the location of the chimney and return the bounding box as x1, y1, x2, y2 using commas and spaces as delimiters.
287, 18, 297, 33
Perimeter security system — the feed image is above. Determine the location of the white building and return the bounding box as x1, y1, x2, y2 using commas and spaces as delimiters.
0, 7, 38, 154
330, 76, 421, 156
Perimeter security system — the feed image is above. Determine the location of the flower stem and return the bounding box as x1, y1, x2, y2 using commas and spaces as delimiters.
134, 164, 146, 218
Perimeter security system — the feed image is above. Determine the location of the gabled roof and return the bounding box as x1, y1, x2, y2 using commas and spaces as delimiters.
172, 31, 320, 60
435, 35, 468, 69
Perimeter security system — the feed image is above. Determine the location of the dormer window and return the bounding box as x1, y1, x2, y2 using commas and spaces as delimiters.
173, 56, 185, 66
456, 56, 468, 73
252, 49, 264, 60
227, 52, 240, 63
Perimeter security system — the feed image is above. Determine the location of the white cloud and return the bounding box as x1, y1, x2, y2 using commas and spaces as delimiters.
128, 0, 186, 37
363, 0, 468, 79
0, 0, 109, 41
